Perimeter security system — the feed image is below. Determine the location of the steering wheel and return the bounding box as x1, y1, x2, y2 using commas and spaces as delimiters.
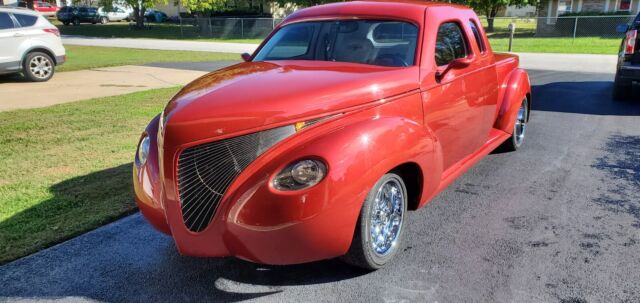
375, 54, 409, 67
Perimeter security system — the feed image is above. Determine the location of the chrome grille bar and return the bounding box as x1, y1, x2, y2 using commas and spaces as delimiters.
177, 125, 295, 232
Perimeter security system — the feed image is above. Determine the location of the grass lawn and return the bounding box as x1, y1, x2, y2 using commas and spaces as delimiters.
58, 45, 239, 72
56, 22, 263, 44
0, 87, 178, 264
488, 37, 620, 54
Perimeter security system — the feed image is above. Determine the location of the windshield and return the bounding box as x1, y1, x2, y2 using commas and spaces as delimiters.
253, 20, 419, 67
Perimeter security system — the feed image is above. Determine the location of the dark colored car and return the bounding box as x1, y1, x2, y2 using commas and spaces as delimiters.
614, 12, 640, 99
56, 6, 107, 26
144, 9, 167, 22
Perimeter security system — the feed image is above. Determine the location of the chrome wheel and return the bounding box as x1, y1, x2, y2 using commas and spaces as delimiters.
29, 55, 53, 80
514, 99, 528, 147
369, 177, 404, 256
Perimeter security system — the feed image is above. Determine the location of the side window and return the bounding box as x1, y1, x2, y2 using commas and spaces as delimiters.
0, 12, 14, 30
258, 23, 316, 60
13, 14, 38, 27
469, 20, 486, 53
435, 22, 468, 66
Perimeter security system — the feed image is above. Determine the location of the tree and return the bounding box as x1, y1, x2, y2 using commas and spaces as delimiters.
466, 0, 538, 32
180, 0, 227, 15
273, 0, 341, 6
100, 0, 167, 28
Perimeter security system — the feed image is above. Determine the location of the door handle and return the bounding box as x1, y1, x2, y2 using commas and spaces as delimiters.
13, 33, 24, 37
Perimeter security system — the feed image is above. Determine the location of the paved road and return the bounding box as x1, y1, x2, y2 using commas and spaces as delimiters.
62, 35, 257, 54
1, 69, 639, 302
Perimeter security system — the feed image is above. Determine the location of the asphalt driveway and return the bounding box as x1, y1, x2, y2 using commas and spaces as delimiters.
1, 69, 639, 302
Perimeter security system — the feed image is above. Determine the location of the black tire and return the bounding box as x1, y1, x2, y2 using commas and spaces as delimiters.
72, 18, 80, 26
63, 21, 70, 26
342, 173, 408, 270
612, 75, 632, 100
100, 16, 108, 24
22, 52, 55, 82
497, 97, 529, 152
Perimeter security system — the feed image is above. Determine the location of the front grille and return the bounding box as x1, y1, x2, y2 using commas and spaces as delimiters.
177, 126, 295, 232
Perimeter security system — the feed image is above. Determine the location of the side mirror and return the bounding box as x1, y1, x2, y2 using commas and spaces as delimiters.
617, 24, 630, 33
241, 53, 252, 62
436, 57, 473, 81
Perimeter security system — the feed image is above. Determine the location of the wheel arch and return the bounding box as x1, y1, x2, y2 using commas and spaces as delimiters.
22, 46, 58, 66
390, 162, 423, 211
494, 68, 531, 133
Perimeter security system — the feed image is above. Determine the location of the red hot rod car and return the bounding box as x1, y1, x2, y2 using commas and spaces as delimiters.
133, 0, 531, 269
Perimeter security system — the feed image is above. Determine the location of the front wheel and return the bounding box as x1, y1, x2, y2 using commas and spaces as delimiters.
342, 173, 408, 270
72, 18, 80, 26
100, 16, 108, 24
498, 97, 529, 152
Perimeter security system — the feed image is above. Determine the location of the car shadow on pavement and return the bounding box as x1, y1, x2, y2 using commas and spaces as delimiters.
0, 164, 368, 302
0, 73, 28, 83
532, 81, 640, 116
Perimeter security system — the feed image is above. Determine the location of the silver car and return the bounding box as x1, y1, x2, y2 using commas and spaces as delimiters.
0, 6, 66, 82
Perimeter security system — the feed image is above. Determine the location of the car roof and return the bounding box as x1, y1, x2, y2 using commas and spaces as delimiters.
0, 6, 41, 15
284, 0, 471, 26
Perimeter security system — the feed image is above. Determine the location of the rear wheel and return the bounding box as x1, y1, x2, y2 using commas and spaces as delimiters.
342, 173, 407, 270
23, 52, 55, 82
613, 74, 632, 100
498, 97, 529, 152
63, 21, 70, 26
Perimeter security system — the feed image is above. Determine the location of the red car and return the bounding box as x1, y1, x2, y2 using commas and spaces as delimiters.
32, 1, 59, 17
133, 0, 531, 269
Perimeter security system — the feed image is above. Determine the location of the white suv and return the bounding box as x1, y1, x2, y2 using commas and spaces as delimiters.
0, 7, 66, 82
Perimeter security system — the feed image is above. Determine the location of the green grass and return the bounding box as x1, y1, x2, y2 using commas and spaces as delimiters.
0, 87, 179, 264
58, 45, 239, 72
56, 21, 263, 44
488, 37, 620, 54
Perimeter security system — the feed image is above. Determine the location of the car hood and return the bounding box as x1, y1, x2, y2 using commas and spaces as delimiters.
163, 60, 419, 145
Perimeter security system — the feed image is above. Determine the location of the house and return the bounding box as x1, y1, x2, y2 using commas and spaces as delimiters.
540, 0, 640, 22
537, 0, 639, 36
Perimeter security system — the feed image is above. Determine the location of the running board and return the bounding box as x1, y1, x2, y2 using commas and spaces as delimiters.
436, 128, 511, 193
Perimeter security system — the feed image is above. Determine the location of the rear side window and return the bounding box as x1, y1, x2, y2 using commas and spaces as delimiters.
13, 14, 38, 27
469, 20, 486, 53
0, 12, 14, 30
79, 7, 87, 13
435, 22, 468, 66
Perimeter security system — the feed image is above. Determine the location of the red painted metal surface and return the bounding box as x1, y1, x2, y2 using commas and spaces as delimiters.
133, 0, 531, 265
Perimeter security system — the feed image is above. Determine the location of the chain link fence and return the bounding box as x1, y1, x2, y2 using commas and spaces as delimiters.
174, 17, 284, 39
480, 15, 635, 39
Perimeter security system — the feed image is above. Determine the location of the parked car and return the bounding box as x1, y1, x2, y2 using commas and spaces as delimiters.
614, 12, 640, 99
56, 6, 106, 25
0, 6, 65, 81
98, 5, 131, 22
144, 9, 167, 22
133, 0, 531, 270
32, 1, 59, 17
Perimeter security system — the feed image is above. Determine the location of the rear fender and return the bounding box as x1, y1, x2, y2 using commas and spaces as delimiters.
494, 68, 531, 133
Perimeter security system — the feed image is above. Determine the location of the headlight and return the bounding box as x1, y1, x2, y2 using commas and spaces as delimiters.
273, 159, 327, 191
137, 134, 150, 165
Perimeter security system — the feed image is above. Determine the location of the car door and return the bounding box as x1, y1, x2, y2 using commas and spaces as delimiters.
0, 12, 24, 67
421, 20, 478, 170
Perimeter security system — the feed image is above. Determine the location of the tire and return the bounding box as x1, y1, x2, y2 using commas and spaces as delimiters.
22, 52, 55, 82
497, 97, 529, 152
342, 173, 408, 270
612, 74, 632, 100
72, 18, 80, 26
63, 21, 70, 26
100, 16, 108, 24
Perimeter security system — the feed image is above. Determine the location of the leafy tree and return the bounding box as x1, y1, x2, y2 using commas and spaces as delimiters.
466, 0, 538, 32
180, 0, 227, 16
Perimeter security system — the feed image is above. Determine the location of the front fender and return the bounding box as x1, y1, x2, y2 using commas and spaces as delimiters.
220, 113, 439, 264
132, 114, 171, 234
494, 68, 531, 133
